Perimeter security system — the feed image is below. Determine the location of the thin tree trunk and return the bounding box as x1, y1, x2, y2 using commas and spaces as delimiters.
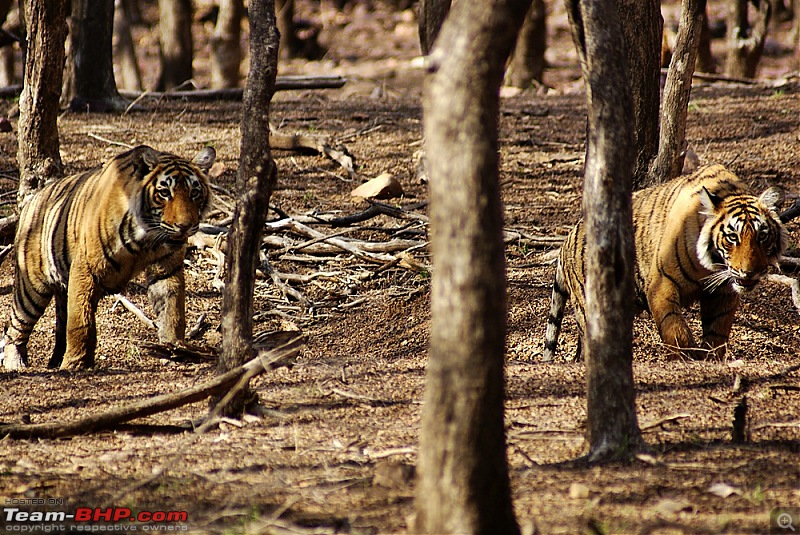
617, 0, 662, 189
16, 0, 67, 203
505, 0, 546, 88
417, 0, 451, 55
65, 0, 126, 112
697, 7, 716, 73
214, 0, 279, 418
415, 0, 530, 532
725, 0, 771, 78
0, 0, 14, 86
567, 0, 641, 462
114, 0, 142, 92
156, 0, 194, 91
649, 0, 707, 183
210, 0, 243, 88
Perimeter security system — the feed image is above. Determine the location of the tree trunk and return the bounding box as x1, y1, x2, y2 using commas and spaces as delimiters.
0, 0, 16, 86
210, 0, 243, 88
417, 0, 451, 55
649, 0, 706, 183
64, 0, 126, 112
794, 0, 800, 68
16, 0, 67, 203
725, 0, 771, 78
156, 0, 193, 91
697, 6, 716, 73
114, 0, 143, 92
414, 0, 530, 532
567, 0, 641, 462
617, 0, 661, 189
504, 0, 546, 88
213, 0, 279, 418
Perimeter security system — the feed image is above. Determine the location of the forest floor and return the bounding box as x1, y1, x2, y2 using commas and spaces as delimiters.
2, 0, 800, 533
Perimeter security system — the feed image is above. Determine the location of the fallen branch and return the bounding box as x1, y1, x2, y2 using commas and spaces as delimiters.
112, 294, 156, 331
116, 76, 346, 102
313, 200, 429, 227
767, 274, 800, 313
0, 333, 304, 439
660, 68, 757, 85
640, 412, 691, 431
270, 129, 356, 179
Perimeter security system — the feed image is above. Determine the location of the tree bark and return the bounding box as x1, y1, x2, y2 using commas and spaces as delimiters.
210, 0, 243, 88
16, 0, 67, 203
156, 0, 194, 91
214, 0, 279, 418
617, 0, 662, 189
64, 0, 127, 112
697, 6, 716, 73
504, 0, 546, 89
417, 0, 451, 55
414, 0, 530, 532
649, 0, 706, 183
567, 0, 641, 462
114, 0, 143, 92
725, 0, 771, 78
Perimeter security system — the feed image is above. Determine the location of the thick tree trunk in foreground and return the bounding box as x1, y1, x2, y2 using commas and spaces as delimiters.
505, 0, 546, 89
65, 0, 127, 112
568, 0, 641, 462
414, 0, 530, 532
17, 0, 67, 203
417, 0, 451, 55
725, 0, 770, 78
617, 0, 661, 189
649, 0, 706, 183
210, 0, 243, 88
156, 0, 194, 90
214, 0, 279, 418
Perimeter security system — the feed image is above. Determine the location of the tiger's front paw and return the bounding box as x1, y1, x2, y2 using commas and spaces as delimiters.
58, 352, 94, 371
2, 343, 28, 370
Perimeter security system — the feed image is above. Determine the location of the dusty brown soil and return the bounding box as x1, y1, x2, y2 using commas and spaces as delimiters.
2, 1, 800, 534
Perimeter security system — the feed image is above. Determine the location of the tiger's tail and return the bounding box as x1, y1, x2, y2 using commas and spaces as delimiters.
542, 259, 568, 361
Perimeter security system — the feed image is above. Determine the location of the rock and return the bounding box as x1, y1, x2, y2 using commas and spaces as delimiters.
351, 172, 404, 200
372, 460, 415, 489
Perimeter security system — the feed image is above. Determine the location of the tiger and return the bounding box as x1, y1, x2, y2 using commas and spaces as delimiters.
1, 145, 215, 371
542, 164, 787, 361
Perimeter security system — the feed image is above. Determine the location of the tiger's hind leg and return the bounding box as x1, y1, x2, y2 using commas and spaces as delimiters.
2, 266, 53, 370
700, 289, 740, 359
543, 261, 569, 361
47, 290, 68, 368
146, 248, 187, 344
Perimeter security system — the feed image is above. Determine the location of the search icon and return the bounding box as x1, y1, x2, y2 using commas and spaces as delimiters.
778, 512, 796, 531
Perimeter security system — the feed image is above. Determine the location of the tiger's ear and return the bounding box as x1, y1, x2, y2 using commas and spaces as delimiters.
193, 146, 216, 173
129, 145, 160, 180
699, 186, 723, 215
759, 186, 784, 212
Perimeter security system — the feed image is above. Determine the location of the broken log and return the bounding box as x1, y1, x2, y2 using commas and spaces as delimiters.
0, 333, 304, 439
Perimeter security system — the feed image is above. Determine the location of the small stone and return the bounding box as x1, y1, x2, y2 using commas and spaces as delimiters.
351, 173, 404, 200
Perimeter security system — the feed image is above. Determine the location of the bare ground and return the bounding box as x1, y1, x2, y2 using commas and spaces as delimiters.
2, 1, 800, 534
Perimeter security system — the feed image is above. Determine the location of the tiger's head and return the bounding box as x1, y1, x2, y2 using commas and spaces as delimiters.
132, 146, 214, 244
697, 186, 787, 292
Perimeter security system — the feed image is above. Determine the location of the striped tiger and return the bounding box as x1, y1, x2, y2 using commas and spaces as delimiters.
543, 164, 787, 361
1, 145, 214, 371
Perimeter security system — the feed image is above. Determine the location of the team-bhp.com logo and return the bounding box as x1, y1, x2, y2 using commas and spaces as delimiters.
3, 507, 189, 531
